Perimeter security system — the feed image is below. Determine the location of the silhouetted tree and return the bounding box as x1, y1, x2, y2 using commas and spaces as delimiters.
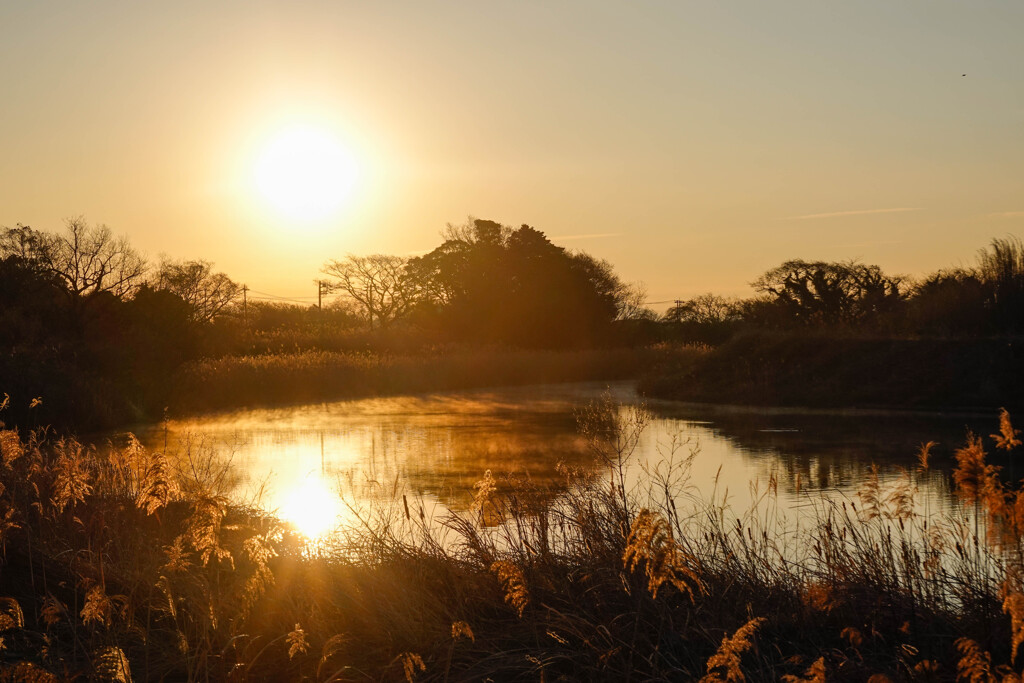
751, 259, 904, 327
0, 224, 50, 266
613, 282, 657, 322
664, 294, 740, 324
155, 258, 241, 324
38, 217, 148, 301
322, 254, 413, 330
907, 269, 987, 335
406, 219, 626, 346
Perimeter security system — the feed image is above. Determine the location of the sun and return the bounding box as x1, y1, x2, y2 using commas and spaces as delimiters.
252, 125, 358, 222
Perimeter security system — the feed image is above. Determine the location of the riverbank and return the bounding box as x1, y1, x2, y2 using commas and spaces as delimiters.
639, 332, 1024, 412
1, 345, 702, 432
168, 345, 694, 417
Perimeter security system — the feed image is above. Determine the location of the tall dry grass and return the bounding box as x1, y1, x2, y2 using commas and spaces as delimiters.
4, 393, 1024, 679
170, 345, 682, 415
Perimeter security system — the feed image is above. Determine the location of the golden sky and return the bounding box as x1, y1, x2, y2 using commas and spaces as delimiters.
2, 1, 1022, 306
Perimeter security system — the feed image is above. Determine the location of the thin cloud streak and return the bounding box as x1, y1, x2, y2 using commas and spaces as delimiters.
549, 232, 622, 241
823, 239, 907, 250
987, 211, 1024, 218
787, 207, 923, 220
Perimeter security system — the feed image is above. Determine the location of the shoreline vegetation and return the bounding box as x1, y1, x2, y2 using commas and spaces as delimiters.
5, 218, 1024, 430
639, 333, 1024, 414
3, 397, 1024, 680
168, 345, 685, 417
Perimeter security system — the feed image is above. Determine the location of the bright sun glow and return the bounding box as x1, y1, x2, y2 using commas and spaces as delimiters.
252, 125, 358, 221
280, 473, 342, 540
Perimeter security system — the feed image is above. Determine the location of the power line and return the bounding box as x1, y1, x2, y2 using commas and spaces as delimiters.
246, 289, 326, 306
248, 288, 319, 300
248, 295, 321, 306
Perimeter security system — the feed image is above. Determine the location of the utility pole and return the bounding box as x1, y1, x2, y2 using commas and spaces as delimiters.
242, 285, 249, 326
317, 280, 329, 337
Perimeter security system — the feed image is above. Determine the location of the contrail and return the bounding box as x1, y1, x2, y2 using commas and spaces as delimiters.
787, 208, 923, 220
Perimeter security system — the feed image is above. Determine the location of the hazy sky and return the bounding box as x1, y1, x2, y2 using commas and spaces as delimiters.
2, 1, 1022, 306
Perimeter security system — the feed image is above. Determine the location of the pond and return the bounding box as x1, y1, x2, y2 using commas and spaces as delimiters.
126, 382, 1002, 541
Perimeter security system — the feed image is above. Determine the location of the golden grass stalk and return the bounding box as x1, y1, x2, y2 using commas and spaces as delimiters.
623, 508, 703, 600
471, 469, 497, 521
953, 433, 999, 507
0, 597, 24, 630
699, 617, 766, 683
130, 437, 178, 515
398, 652, 426, 682
39, 595, 65, 627
49, 438, 92, 514
287, 623, 309, 660
857, 464, 883, 521
490, 560, 529, 617
917, 441, 937, 473
781, 657, 827, 683
0, 429, 24, 468
451, 621, 475, 643
955, 638, 995, 682
1003, 571, 1024, 665
80, 584, 113, 627
92, 646, 133, 683
185, 495, 233, 568
993, 409, 1023, 452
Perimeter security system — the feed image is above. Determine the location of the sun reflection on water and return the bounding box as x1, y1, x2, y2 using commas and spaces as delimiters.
278, 473, 342, 541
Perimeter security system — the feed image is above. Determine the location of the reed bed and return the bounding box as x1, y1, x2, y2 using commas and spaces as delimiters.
170, 345, 687, 415
2, 394, 1024, 680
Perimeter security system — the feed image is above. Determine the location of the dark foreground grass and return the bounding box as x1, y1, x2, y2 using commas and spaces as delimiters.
2, 396, 1024, 681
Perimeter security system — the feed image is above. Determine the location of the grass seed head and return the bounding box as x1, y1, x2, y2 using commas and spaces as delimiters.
287, 623, 309, 660
993, 409, 1022, 451
490, 560, 529, 617
623, 508, 703, 600
699, 617, 767, 683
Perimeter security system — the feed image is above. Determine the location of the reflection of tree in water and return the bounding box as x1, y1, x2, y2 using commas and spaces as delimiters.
131, 385, 1013, 528
648, 401, 991, 503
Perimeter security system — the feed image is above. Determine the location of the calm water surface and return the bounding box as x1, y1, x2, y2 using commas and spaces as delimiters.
128, 382, 999, 539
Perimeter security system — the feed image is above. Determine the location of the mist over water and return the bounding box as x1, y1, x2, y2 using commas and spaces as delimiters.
128, 382, 992, 540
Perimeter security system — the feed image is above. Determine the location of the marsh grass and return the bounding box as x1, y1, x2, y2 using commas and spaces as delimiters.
169, 345, 683, 415
4, 396, 1024, 680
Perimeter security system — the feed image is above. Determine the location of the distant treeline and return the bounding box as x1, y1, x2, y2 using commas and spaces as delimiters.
2, 215, 1023, 427
640, 237, 1024, 410
655, 236, 1024, 342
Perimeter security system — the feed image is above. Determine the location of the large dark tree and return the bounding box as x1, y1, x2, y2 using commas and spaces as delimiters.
751, 259, 904, 327
406, 219, 625, 347
322, 254, 413, 330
